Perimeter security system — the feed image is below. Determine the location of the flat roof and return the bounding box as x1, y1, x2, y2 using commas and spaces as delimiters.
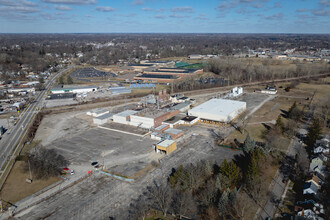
181, 116, 197, 122
164, 115, 185, 124
95, 112, 113, 120
189, 98, 246, 118
164, 128, 182, 135
155, 124, 169, 131
137, 74, 178, 79
114, 110, 138, 117
51, 86, 97, 91
157, 139, 175, 148
94, 109, 109, 114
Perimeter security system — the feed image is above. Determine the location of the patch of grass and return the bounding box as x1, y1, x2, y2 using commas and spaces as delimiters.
228, 124, 266, 142
0, 161, 60, 209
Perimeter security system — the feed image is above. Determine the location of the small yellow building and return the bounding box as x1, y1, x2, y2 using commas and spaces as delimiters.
156, 140, 177, 155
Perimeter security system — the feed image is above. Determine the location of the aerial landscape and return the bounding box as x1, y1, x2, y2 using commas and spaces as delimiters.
0, 0, 329, 220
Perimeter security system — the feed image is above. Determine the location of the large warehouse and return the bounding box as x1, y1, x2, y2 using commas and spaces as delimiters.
188, 98, 246, 123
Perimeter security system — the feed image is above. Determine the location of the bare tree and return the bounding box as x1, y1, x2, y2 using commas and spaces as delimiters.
25, 146, 69, 179
171, 188, 197, 219
146, 181, 172, 217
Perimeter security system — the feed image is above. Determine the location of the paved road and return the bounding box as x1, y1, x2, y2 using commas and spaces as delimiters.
0, 66, 74, 171
257, 96, 315, 220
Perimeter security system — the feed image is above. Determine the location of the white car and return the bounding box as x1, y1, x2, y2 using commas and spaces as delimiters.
70, 170, 75, 175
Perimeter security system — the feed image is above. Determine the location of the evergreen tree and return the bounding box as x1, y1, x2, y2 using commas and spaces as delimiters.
243, 133, 256, 153
58, 75, 64, 84
215, 176, 222, 191
306, 118, 322, 156
67, 75, 73, 84
287, 101, 297, 116
288, 101, 301, 120
218, 190, 229, 216
275, 115, 284, 133
38, 77, 44, 84
219, 159, 240, 187
245, 152, 259, 186
263, 142, 271, 154
228, 187, 238, 206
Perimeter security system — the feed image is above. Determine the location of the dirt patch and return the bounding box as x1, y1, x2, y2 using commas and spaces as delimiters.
0, 161, 60, 209
34, 111, 92, 146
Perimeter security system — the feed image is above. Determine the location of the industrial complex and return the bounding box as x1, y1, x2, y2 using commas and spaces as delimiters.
188, 98, 246, 123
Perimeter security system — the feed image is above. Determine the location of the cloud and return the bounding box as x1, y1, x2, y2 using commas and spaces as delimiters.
156, 8, 165, 12
196, 16, 208, 20
252, 3, 264, 8
318, 0, 330, 7
216, 1, 238, 12
171, 6, 194, 13
296, 8, 309, 13
19, 0, 37, 7
264, 13, 283, 20
273, 1, 282, 8
240, 0, 269, 2
0, 0, 37, 7
40, 0, 97, 5
96, 6, 115, 12
0, 11, 34, 20
169, 14, 190, 18
115, 12, 137, 17
0, 5, 39, 13
131, 0, 144, 6
141, 7, 153, 11
0, 0, 17, 6
54, 5, 72, 11
154, 14, 165, 19
312, 9, 330, 16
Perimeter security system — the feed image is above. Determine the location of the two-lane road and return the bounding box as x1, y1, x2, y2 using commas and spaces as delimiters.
0, 66, 74, 170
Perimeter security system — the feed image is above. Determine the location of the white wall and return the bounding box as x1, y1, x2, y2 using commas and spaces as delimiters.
93, 117, 108, 125
130, 115, 154, 129
113, 115, 129, 124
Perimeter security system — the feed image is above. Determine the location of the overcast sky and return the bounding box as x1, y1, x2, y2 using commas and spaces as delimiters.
0, 0, 329, 33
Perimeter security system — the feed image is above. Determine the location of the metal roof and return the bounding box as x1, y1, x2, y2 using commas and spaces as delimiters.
51, 86, 97, 91
189, 98, 246, 118
95, 112, 113, 120
114, 110, 138, 117
155, 124, 169, 131
164, 128, 182, 135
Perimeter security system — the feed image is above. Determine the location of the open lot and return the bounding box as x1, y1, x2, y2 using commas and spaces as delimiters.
46, 127, 160, 177
13, 131, 242, 220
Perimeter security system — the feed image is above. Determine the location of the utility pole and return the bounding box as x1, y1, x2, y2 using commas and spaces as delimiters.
28, 159, 32, 181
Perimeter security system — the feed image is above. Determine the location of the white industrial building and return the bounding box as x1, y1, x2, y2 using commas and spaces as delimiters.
87, 109, 109, 117
188, 98, 246, 123
50, 86, 97, 94
130, 115, 155, 129
93, 113, 113, 125
231, 87, 243, 97
113, 110, 138, 125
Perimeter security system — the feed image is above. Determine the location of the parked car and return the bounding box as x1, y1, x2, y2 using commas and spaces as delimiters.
70, 170, 75, 175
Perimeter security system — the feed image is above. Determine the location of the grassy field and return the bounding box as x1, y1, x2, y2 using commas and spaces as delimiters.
0, 161, 60, 209
228, 124, 266, 142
